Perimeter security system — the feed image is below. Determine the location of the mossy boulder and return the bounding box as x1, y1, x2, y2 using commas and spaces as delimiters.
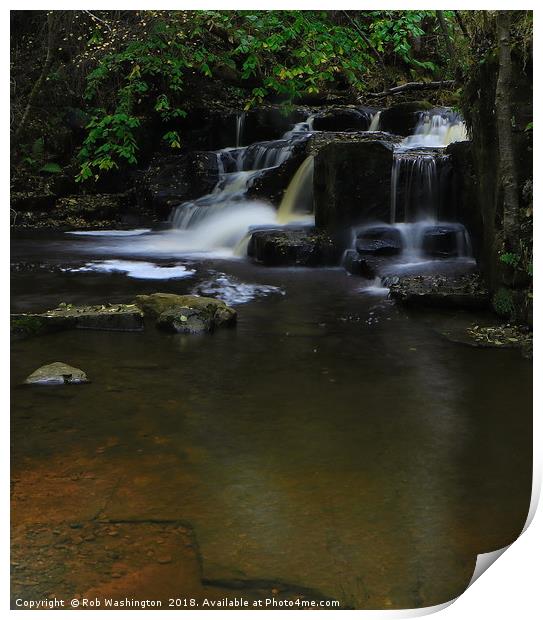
134, 293, 237, 329
156, 307, 214, 334
24, 362, 89, 386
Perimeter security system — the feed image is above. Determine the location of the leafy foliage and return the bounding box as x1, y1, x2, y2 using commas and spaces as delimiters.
70, 10, 445, 180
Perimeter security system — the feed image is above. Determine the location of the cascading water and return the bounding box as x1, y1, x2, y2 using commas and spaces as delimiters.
165, 114, 317, 256
368, 111, 381, 132
347, 108, 474, 282
402, 109, 468, 148
276, 155, 314, 224
235, 112, 246, 147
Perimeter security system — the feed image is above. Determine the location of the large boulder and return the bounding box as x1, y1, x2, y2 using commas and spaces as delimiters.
379, 101, 433, 136
134, 293, 237, 329
24, 362, 89, 386
247, 228, 340, 266
314, 141, 394, 230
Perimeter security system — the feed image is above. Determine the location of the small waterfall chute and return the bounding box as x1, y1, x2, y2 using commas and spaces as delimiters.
368, 111, 381, 132
276, 156, 315, 224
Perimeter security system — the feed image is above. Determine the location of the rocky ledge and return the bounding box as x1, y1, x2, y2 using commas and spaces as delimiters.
388, 273, 490, 310
11, 303, 144, 339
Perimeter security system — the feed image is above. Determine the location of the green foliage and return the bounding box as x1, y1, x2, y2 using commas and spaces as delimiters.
40, 162, 63, 174
75, 10, 444, 180
492, 287, 516, 320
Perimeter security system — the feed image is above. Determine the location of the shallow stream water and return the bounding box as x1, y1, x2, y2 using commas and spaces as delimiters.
11, 232, 532, 608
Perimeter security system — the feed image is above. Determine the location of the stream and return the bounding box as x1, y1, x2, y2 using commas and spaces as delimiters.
11, 233, 531, 608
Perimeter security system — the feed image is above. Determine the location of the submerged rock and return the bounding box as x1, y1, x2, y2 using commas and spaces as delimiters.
248, 228, 340, 266
134, 293, 237, 331
24, 362, 88, 386
389, 273, 489, 310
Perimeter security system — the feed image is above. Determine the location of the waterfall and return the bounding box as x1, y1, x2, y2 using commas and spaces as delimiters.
235, 112, 246, 147
390, 152, 439, 223
368, 111, 381, 132
402, 109, 468, 148
349, 107, 473, 280
167, 113, 316, 255
276, 156, 315, 224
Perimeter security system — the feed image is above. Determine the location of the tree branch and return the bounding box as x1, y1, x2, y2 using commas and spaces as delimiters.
364, 80, 455, 99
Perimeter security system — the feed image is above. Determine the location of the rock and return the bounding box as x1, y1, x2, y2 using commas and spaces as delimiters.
421, 224, 466, 257
312, 107, 375, 132
156, 307, 213, 334
248, 228, 340, 266
11, 314, 75, 339
342, 250, 394, 279
43, 303, 145, 331
134, 293, 237, 329
314, 141, 395, 230
11, 303, 144, 339
389, 273, 490, 310
134, 152, 218, 218
379, 101, 434, 136
24, 362, 89, 386
355, 225, 402, 255
445, 141, 483, 259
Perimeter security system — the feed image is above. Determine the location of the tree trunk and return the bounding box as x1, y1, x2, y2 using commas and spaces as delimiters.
495, 11, 519, 250
13, 12, 57, 144
436, 11, 456, 69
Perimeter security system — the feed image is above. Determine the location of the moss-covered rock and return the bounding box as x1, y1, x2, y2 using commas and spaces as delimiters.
156, 307, 214, 334
11, 303, 144, 339
134, 293, 237, 328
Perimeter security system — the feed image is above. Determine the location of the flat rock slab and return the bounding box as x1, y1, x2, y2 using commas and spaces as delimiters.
389, 273, 490, 310
11, 303, 144, 338
24, 362, 89, 386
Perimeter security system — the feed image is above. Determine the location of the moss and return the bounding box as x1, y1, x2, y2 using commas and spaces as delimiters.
492, 287, 516, 320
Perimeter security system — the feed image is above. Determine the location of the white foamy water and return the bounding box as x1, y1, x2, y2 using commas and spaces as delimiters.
193, 273, 285, 305
66, 229, 151, 237
401, 111, 468, 149
63, 260, 195, 280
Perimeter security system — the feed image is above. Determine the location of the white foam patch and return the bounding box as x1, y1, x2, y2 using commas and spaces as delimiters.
66, 229, 151, 237
193, 273, 285, 305
64, 260, 195, 280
